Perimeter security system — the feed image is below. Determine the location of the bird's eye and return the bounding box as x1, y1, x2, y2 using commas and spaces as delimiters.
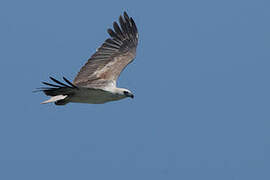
123, 91, 129, 95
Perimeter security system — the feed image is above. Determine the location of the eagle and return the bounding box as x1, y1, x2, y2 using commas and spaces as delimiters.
37, 12, 138, 105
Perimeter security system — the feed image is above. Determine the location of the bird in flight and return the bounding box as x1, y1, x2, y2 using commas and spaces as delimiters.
37, 12, 138, 105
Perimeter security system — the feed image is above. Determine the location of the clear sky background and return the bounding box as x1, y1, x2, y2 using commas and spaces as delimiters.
0, 0, 269, 179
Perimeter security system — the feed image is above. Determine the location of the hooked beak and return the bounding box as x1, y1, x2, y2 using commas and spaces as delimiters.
129, 93, 134, 99
127, 92, 134, 99
124, 91, 134, 99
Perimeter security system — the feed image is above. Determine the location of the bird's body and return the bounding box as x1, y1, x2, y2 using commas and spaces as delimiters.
64, 87, 128, 104
37, 12, 138, 105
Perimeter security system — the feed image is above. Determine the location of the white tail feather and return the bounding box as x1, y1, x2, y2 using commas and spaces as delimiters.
41, 95, 68, 104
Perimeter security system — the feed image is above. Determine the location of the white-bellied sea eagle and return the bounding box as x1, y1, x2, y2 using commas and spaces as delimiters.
37, 12, 138, 105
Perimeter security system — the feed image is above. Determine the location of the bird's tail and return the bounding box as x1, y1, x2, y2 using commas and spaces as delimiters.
35, 77, 78, 105
41, 95, 68, 104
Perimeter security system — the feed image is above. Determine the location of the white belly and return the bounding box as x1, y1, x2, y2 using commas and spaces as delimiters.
69, 88, 125, 104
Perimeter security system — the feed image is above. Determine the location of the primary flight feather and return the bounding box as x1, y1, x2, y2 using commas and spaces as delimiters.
38, 12, 138, 105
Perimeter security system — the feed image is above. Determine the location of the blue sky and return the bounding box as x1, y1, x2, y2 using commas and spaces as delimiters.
0, 0, 269, 179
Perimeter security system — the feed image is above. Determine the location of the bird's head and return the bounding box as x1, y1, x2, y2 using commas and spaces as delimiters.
118, 88, 134, 99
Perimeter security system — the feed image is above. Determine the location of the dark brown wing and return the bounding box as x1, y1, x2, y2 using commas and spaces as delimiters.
73, 12, 138, 88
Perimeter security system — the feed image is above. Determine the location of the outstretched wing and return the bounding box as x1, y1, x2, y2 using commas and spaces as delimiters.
73, 12, 138, 88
